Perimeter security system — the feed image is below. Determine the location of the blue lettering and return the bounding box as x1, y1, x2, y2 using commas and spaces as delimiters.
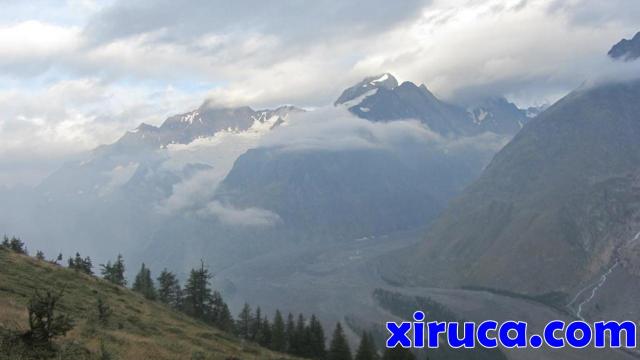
566, 321, 591, 348
498, 321, 527, 348
477, 320, 498, 348
386, 322, 412, 348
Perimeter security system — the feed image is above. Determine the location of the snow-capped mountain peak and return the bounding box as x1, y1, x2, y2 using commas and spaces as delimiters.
113, 105, 303, 152
335, 73, 398, 106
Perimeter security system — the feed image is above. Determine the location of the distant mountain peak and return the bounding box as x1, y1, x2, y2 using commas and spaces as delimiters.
109, 104, 302, 154
336, 73, 527, 136
465, 96, 529, 133
132, 123, 158, 133
366, 73, 398, 88
608, 31, 640, 61
334, 73, 398, 106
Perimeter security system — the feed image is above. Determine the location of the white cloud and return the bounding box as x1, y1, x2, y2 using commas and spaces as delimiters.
351, 0, 638, 105
155, 107, 508, 227
0, 78, 205, 186
157, 164, 281, 227
259, 107, 507, 155
198, 201, 280, 227
0, 0, 638, 185
158, 168, 221, 215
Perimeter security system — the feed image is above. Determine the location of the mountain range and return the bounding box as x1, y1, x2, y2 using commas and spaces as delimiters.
335, 73, 530, 135
2, 33, 640, 359
393, 79, 640, 296
0, 73, 529, 273
383, 40, 640, 328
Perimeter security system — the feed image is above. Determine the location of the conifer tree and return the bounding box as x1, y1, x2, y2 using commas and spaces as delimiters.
251, 306, 263, 340
132, 263, 157, 300
35, 250, 45, 261
236, 303, 253, 339
308, 314, 326, 359
183, 261, 213, 320
215, 301, 235, 333
328, 322, 352, 360
3, 236, 26, 254
285, 312, 296, 352
84, 256, 93, 273
271, 310, 287, 352
25, 289, 74, 348
258, 316, 272, 347
68, 252, 93, 275
68, 252, 81, 269
291, 313, 307, 355
355, 331, 378, 360
157, 268, 182, 309
209, 290, 233, 330
101, 254, 126, 286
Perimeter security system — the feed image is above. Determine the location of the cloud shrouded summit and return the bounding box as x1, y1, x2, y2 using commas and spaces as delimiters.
0, 0, 639, 185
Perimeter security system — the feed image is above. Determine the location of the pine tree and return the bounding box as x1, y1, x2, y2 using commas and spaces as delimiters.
183, 261, 214, 320
258, 316, 272, 347
101, 261, 114, 280
35, 251, 45, 261
101, 254, 126, 286
208, 290, 226, 326
236, 303, 253, 339
355, 331, 378, 360
271, 310, 286, 351
68, 252, 93, 275
68, 252, 82, 270
132, 263, 157, 300
3, 236, 26, 254
291, 313, 306, 356
285, 312, 296, 352
157, 268, 182, 308
83, 256, 93, 275
381, 347, 415, 360
308, 314, 326, 359
25, 289, 74, 347
328, 322, 352, 360
216, 301, 235, 333
251, 306, 263, 340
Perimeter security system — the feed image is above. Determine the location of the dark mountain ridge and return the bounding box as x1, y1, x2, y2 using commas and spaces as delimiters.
336, 73, 529, 136
393, 79, 640, 300
609, 31, 640, 61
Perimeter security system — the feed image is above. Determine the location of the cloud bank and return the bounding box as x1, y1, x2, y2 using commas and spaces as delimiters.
155, 107, 508, 226
259, 107, 508, 155
0, 0, 638, 185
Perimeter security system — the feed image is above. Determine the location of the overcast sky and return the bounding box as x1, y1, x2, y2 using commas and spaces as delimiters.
0, 0, 638, 186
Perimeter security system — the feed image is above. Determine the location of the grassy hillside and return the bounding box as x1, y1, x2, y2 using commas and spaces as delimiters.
0, 247, 295, 359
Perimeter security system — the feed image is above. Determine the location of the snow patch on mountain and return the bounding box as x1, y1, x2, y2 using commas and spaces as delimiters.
337, 88, 379, 109
470, 108, 489, 124
370, 73, 390, 85
158, 111, 298, 217
180, 110, 202, 124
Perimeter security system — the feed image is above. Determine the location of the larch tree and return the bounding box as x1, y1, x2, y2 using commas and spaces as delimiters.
328, 322, 352, 360
132, 263, 157, 300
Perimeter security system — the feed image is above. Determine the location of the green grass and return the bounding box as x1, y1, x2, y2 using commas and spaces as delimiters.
0, 248, 296, 359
